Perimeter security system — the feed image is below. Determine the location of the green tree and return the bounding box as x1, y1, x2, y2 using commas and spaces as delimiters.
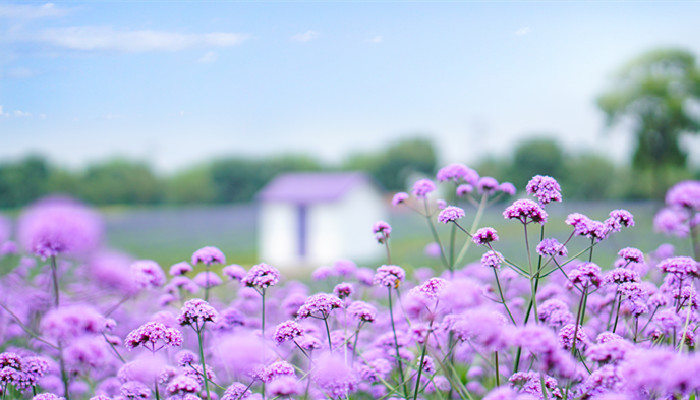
166, 165, 217, 205
597, 48, 700, 197
508, 137, 565, 188
0, 155, 50, 207
80, 159, 163, 205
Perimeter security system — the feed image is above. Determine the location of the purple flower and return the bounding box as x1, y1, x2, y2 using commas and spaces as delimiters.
392, 192, 409, 206
125, 322, 183, 351
178, 298, 219, 329
373, 265, 406, 288
18, 197, 103, 259
618, 247, 644, 263
477, 177, 499, 195
273, 320, 304, 345
666, 180, 700, 210
33, 394, 65, 400
503, 199, 548, 225
653, 208, 691, 237
41, 305, 106, 340
604, 268, 640, 285
606, 209, 635, 232
436, 163, 478, 184
411, 277, 446, 298
565, 213, 608, 241
333, 282, 354, 299
456, 184, 474, 197
437, 199, 447, 209
222, 264, 246, 281
312, 353, 357, 398
333, 259, 357, 276
347, 300, 377, 323
193, 271, 223, 289
222, 383, 251, 400
241, 263, 280, 290
498, 182, 517, 195
558, 323, 588, 350
480, 250, 503, 269
169, 262, 192, 276
412, 179, 436, 198
311, 266, 335, 281
373, 220, 391, 243
296, 293, 342, 319
437, 206, 465, 224
536, 238, 568, 257
167, 276, 199, 293
191, 246, 226, 266
472, 227, 499, 245
176, 350, 197, 366
537, 299, 573, 328
526, 175, 562, 206
131, 260, 166, 290
569, 262, 602, 288
658, 256, 698, 278
358, 358, 392, 383
267, 376, 301, 397
119, 381, 151, 399
166, 376, 200, 395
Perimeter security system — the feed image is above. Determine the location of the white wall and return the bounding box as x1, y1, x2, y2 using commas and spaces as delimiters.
259, 202, 297, 267
337, 183, 386, 263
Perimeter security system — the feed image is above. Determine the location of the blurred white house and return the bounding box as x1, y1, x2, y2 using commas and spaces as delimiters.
258, 172, 386, 268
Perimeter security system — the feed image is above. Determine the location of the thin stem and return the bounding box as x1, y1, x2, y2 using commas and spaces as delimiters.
455, 192, 488, 266
0, 301, 58, 350
388, 287, 409, 399
58, 343, 70, 400
204, 265, 211, 302
612, 295, 623, 334
571, 287, 588, 356
196, 328, 212, 400
492, 268, 516, 325
261, 289, 266, 337
384, 239, 392, 265
413, 326, 431, 400
494, 351, 500, 387
323, 316, 333, 353
423, 199, 450, 270
449, 223, 456, 274
678, 298, 693, 353
352, 322, 362, 365
50, 255, 60, 307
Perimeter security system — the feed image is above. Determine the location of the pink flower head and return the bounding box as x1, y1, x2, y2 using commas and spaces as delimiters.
503, 199, 548, 225
438, 206, 465, 224
436, 163, 478, 184
125, 322, 183, 352
169, 262, 192, 276
347, 300, 377, 323
178, 298, 219, 330
411, 277, 446, 299
241, 263, 280, 290
412, 179, 436, 198
392, 192, 409, 206
296, 293, 343, 319
333, 282, 354, 299
606, 209, 635, 233
569, 262, 602, 288
373, 265, 406, 288
480, 250, 503, 269
477, 177, 499, 195
222, 264, 246, 281
456, 184, 473, 197
373, 220, 391, 243
536, 238, 568, 257
666, 180, 700, 210
498, 182, 517, 196
526, 175, 562, 206
131, 260, 166, 290
191, 246, 226, 266
273, 320, 304, 345
472, 227, 499, 245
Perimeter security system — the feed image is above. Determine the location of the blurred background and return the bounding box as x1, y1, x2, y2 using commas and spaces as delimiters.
1, 1, 699, 269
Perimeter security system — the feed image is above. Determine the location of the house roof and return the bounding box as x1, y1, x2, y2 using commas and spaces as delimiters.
258, 172, 376, 204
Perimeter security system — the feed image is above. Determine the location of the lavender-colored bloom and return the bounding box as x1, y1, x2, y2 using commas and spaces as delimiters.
222, 264, 246, 281
262, 360, 295, 383
606, 209, 635, 232
222, 383, 251, 400
658, 256, 698, 278
392, 192, 409, 206
267, 376, 301, 397
472, 227, 499, 245
653, 208, 691, 237
618, 247, 644, 263
498, 182, 517, 195
537, 299, 573, 328
456, 184, 473, 197
166, 376, 200, 395
569, 262, 602, 288
193, 271, 223, 289
536, 238, 568, 257
666, 180, 700, 210
18, 197, 103, 259
436, 163, 478, 183
412, 179, 436, 198
558, 324, 588, 350
167, 276, 199, 294
411, 277, 446, 298
347, 300, 377, 323
424, 242, 441, 258
565, 213, 608, 241
33, 394, 65, 400
373, 265, 406, 288
41, 305, 105, 340
311, 265, 335, 281
120, 381, 151, 399
178, 298, 219, 329
586, 337, 633, 364
241, 263, 280, 289
477, 177, 499, 194
480, 250, 503, 270
451, 307, 510, 350
604, 268, 640, 285
437, 199, 447, 209
125, 322, 183, 351
191, 246, 226, 266
296, 293, 342, 319
169, 262, 192, 276
333, 282, 354, 299
503, 199, 548, 225
332, 259, 357, 277
358, 358, 392, 383
312, 353, 357, 398
526, 175, 562, 206
131, 260, 166, 290
273, 320, 304, 345
297, 335, 322, 350
373, 220, 391, 243
177, 350, 197, 366
515, 325, 577, 378
437, 206, 465, 224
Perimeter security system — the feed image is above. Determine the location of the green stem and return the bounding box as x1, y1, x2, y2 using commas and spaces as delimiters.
385, 239, 392, 265
261, 288, 267, 337
196, 329, 212, 400
413, 325, 431, 400
571, 287, 588, 356
204, 265, 210, 302
50, 255, 60, 308
449, 223, 456, 274
388, 288, 409, 399
612, 295, 622, 334
494, 351, 500, 387
454, 193, 488, 266
423, 199, 450, 270
493, 268, 516, 325
323, 316, 333, 353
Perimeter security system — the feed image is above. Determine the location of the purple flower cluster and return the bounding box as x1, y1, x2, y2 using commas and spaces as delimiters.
178, 298, 219, 329
273, 320, 304, 345
437, 206, 465, 224
480, 250, 503, 269
436, 163, 478, 184
125, 322, 183, 351
526, 175, 562, 206
191, 246, 226, 266
536, 238, 568, 257
411, 179, 436, 198
503, 199, 548, 225
241, 263, 280, 290
472, 227, 499, 245
372, 220, 391, 243
373, 265, 405, 288
296, 293, 343, 319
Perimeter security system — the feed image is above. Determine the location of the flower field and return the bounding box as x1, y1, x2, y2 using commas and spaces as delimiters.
0, 165, 699, 400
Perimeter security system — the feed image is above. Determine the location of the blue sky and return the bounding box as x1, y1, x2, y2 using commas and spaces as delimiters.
2, 1, 700, 173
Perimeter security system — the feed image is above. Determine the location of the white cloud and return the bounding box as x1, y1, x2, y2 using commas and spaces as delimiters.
197, 51, 218, 63
21, 26, 249, 53
515, 27, 531, 36
14, 110, 31, 117
291, 30, 319, 43
0, 3, 68, 19
0, 106, 5, 117
367, 35, 383, 44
